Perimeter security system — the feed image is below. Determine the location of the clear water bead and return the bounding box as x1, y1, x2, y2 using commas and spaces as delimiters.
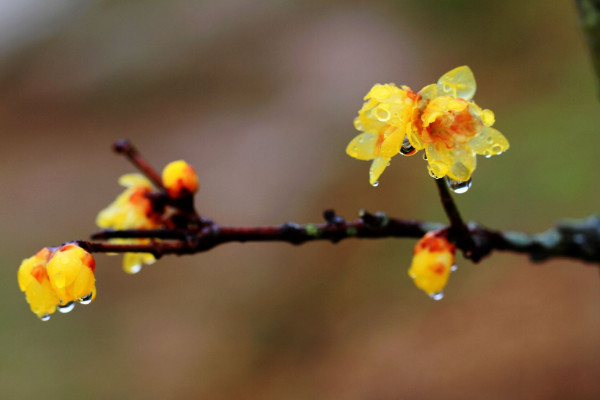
79, 293, 93, 305
451, 264, 458, 272
129, 264, 142, 274
40, 314, 51, 321
371, 181, 379, 187
400, 137, 416, 156
58, 301, 75, 314
430, 291, 444, 301
445, 177, 472, 194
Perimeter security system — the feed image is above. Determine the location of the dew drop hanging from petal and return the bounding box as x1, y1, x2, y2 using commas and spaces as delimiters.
40, 314, 51, 321
58, 301, 76, 314
79, 293, 93, 305
429, 291, 444, 301
445, 177, 472, 194
400, 137, 416, 156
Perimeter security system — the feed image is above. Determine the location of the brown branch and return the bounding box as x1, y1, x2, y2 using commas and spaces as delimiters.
113, 139, 164, 189
83, 211, 600, 266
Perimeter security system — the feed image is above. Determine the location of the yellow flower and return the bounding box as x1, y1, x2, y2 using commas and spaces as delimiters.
407, 66, 509, 182
18, 248, 59, 319
46, 244, 96, 305
347, 66, 508, 185
18, 244, 96, 320
408, 232, 455, 299
346, 84, 417, 186
96, 174, 161, 273
162, 160, 199, 198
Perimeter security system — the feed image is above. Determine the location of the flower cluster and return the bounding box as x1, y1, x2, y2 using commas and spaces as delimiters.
18, 244, 96, 320
96, 160, 199, 273
408, 232, 455, 299
347, 66, 509, 186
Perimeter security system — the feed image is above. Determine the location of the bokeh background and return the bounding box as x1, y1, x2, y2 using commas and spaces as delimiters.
2, 1, 600, 399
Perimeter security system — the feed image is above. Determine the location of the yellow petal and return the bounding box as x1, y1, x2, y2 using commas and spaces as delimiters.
369, 156, 390, 186
437, 66, 476, 101
418, 84, 438, 102
46, 244, 96, 304
346, 133, 379, 160
118, 173, 153, 189
468, 126, 509, 157
425, 144, 451, 178
379, 129, 404, 158
421, 96, 467, 127
123, 252, 156, 274
447, 147, 477, 181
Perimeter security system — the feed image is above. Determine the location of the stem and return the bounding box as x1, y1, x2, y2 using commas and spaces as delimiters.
113, 139, 164, 189
434, 178, 478, 259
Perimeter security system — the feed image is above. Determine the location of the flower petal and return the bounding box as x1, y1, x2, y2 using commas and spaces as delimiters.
425, 144, 452, 178
468, 126, 509, 157
437, 66, 476, 101
447, 147, 477, 181
346, 133, 379, 160
369, 156, 390, 185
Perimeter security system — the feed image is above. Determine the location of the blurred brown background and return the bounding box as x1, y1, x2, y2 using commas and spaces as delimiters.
2, 1, 600, 399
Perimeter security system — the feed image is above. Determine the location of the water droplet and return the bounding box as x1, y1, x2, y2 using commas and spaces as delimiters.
40, 314, 51, 321
358, 137, 364, 143
352, 146, 358, 153
484, 154, 492, 159
451, 264, 458, 272
58, 301, 75, 314
127, 264, 142, 274
445, 177, 472, 194
371, 181, 379, 187
400, 137, 416, 156
487, 137, 493, 143
430, 291, 444, 301
422, 153, 428, 160
79, 293, 93, 305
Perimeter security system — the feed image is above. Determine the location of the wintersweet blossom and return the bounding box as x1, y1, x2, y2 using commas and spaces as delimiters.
346, 84, 417, 186
162, 160, 199, 198
18, 244, 96, 320
347, 66, 508, 185
96, 173, 162, 273
408, 232, 455, 299
408, 66, 509, 182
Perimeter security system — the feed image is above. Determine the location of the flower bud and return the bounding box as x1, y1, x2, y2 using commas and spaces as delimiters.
408, 232, 455, 297
161, 160, 199, 198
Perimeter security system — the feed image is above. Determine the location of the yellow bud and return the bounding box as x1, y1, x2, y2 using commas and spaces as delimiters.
408, 232, 455, 298
161, 160, 199, 198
